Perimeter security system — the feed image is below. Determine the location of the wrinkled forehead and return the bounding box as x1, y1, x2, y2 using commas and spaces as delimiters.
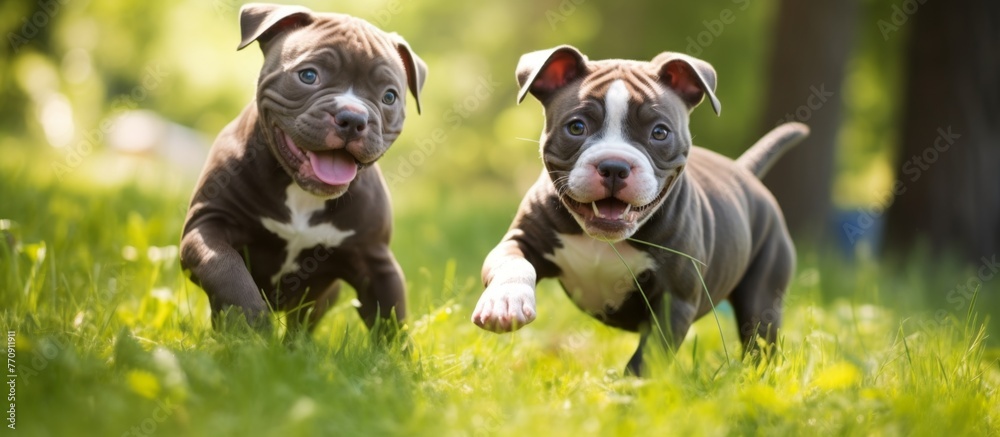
547, 61, 688, 122
278, 14, 400, 68
578, 61, 666, 104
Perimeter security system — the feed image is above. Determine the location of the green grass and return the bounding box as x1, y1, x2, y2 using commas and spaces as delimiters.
2, 142, 999, 436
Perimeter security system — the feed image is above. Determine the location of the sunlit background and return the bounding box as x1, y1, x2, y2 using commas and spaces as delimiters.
2, 0, 996, 325
2, 0, 999, 434
1, 0, 905, 208
3, 0, 997, 332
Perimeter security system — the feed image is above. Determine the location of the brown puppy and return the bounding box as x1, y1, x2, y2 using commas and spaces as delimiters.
180, 3, 426, 334
472, 45, 807, 374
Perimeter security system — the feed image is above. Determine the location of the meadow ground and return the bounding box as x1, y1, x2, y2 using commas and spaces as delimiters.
1, 142, 998, 437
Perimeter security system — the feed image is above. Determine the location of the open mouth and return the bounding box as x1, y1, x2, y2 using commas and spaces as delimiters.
564, 197, 633, 221
560, 175, 675, 230
274, 126, 362, 187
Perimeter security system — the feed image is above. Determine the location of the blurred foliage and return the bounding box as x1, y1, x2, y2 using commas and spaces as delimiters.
2, 3, 999, 434
0, 0, 970, 299
0, 0, 905, 211
0, 0, 915, 219
834, 0, 908, 206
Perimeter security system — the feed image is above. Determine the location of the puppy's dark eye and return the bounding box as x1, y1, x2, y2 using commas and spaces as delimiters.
382, 90, 398, 105
567, 120, 586, 136
298, 69, 318, 84
651, 124, 671, 141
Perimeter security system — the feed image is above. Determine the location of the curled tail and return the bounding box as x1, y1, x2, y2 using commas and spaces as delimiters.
736, 122, 810, 179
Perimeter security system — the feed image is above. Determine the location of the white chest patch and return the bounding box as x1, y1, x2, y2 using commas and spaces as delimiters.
261, 184, 355, 284
544, 233, 656, 314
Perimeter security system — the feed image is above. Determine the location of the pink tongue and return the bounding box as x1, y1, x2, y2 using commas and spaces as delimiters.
307, 149, 357, 185
596, 198, 628, 218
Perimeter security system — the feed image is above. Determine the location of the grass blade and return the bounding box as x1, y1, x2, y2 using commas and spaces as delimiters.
606, 242, 671, 352
611, 239, 731, 365
692, 260, 731, 364
626, 238, 707, 266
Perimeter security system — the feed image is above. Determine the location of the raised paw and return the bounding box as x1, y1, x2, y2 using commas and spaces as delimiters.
471, 282, 536, 333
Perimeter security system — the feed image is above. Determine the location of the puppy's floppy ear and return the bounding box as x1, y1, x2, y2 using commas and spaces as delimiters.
237, 3, 313, 51
652, 52, 721, 116
515, 45, 588, 104
389, 33, 427, 114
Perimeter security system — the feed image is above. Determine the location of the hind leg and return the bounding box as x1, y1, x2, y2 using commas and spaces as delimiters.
285, 281, 342, 336
729, 235, 794, 358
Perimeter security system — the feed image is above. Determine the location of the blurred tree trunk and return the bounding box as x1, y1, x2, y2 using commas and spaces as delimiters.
884, 0, 1000, 261
1, 1, 58, 134
758, 0, 859, 241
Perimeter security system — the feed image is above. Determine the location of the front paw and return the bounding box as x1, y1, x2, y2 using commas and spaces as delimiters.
471, 283, 536, 333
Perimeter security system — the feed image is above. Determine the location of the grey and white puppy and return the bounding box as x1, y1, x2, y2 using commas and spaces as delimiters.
472, 45, 807, 374
180, 3, 426, 334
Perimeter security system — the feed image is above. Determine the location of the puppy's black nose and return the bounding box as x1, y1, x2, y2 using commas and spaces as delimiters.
598, 160, 630, 180
597, 160, 631, 193
333, 110, 368, 135
597, 159, 632, 194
